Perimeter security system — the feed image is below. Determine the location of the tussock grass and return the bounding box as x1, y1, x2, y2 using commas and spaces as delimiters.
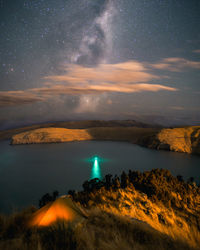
0, 209, 196, 250
78, 209, 194, 250
81, 187, 200, 249
73, 169, 200, 249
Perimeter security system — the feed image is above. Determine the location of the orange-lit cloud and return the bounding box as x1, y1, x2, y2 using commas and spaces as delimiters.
169, 106, 184, 110
45, 61, 160, 84
150, 57, 200, 71
0, 91, 45, 107
193, 49, 200, 54
0, 61, 177, 107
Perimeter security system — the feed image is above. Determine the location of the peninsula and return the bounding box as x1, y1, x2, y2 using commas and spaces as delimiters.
5, 120, 200, 155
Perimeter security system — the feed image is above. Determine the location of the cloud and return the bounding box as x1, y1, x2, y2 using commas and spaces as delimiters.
44, 61, 176, 93
193, 49, 200, 54
0, 91, 45, 107
75, 95, 101, 113
45, 62, 159, 84
150, 57, 200, 71
169, 106, 184, 111
0, 61, 177, 108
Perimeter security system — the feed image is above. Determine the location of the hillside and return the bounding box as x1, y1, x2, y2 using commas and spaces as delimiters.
0, 120, 153, 142
11, 127, 158, 145
11, 127, 92, 144
0, 169, 199, 250
10, 125, 200, 155
139, 126, 200, 154
72, 169, 200, 249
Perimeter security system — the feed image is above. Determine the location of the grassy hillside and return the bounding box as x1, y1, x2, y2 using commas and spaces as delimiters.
11, 127, 92, 144
73, 169, 200, 249
0, 209, 195, 250
10, 125, 200, 155
0, 169, 200, 249
11, 126, 158, 145
0, 120, 154, 141
2, 120, 199, 154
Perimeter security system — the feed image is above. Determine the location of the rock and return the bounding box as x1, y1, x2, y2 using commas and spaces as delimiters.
139, 126, 200, 155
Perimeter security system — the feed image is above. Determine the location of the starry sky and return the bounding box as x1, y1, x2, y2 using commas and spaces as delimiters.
0, 0, 200, 129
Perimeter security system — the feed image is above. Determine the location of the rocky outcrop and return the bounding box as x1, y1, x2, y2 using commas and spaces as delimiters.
11, 127, 92, 144
139, 126, 200, 155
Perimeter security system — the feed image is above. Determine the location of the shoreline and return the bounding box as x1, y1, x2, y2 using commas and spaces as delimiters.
7, 125, 200, 156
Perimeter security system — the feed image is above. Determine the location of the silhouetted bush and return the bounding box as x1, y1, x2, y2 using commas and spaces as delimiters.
105, 174, 112, 190
72, 168, 200, 215
177, 175, 184, 182
121, 171, 129, 188
39, 190, 59, 208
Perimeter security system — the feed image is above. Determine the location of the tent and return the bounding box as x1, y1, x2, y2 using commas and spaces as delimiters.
29, 196, 86, 227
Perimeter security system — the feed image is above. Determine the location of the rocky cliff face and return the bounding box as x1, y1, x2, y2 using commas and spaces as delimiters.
139, 126, 200, 155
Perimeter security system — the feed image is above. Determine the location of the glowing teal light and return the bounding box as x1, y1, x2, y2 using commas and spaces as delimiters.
90, 156, 102, 180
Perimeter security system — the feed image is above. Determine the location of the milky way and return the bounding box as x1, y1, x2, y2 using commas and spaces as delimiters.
70, 0, 115, 66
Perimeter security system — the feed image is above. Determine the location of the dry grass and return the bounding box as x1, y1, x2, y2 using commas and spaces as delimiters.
77, 209, 195, 250
81, 187, 200, 249
73, 169, 200, 249
0, 208, 196, 250
11, 127, 92, 144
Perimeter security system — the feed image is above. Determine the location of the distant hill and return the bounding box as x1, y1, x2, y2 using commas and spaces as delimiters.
0, 119, 158, 141
1, 120, 199, 155
11, 127, 92, 144
11, 126, 159, 145
10, 125, 200, 155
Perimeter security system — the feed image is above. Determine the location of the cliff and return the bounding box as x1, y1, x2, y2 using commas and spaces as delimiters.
139, 126, 200, 155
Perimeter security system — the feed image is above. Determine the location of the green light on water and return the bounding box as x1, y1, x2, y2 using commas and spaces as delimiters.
91, 156, 102, 180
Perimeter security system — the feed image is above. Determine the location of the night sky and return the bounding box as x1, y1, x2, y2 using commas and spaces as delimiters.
0, 0, 200, 129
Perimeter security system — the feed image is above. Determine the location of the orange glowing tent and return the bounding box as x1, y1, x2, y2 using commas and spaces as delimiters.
29, 196, 86, 227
